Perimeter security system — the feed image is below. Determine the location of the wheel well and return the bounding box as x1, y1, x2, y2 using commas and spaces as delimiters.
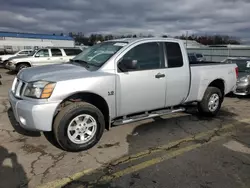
56, 92, 110, 130
208, 79, 225, 96
16, 62, 31, 67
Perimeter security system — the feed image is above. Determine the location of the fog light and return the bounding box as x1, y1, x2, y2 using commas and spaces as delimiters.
19, 116, 26, 125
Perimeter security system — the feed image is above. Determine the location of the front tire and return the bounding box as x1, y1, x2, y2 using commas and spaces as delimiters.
53, 102, 105, 152
198, 87, 223, 117
16, 63, 30, 72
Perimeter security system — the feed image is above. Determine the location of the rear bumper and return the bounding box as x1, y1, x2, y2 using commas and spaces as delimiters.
8, 90, 60, 131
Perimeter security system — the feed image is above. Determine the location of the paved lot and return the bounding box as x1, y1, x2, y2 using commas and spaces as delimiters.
0, 68, 250, 188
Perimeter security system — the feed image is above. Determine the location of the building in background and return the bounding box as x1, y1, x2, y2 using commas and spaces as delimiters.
0, 31, 74, 53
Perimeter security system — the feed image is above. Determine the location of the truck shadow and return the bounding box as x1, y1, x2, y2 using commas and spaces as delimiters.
7, 108, 41, 137
0, 146, 28, 188
61, 107, 248, 188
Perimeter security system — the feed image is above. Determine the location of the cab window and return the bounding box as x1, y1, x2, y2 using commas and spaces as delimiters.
121, 42, 162, 71
35, 49, 49, 57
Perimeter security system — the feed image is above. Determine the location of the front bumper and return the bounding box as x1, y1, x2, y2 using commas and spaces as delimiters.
8, 90, 60, 131
6, 62, 16, 70
233, 82, 250, 96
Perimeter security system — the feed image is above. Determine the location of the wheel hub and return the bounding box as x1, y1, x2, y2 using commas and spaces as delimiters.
67, 114, 97, 144
208, 93, 219, 112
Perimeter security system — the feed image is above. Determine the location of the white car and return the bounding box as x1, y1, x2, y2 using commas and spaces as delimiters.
0, 50, 33, 65
5, 47, 83, 72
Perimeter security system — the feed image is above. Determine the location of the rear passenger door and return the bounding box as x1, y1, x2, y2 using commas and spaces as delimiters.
163, 42, 190, 107
50, 48, 64, 64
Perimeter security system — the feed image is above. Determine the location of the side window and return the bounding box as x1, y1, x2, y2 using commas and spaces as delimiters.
122, 42, 162, 71
64, 49, 82, 56
165, 42, 183, 68
51, 49, 62, 57
36, 49, 49, 57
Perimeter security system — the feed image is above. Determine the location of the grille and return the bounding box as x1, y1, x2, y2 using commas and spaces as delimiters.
236, 88, 247, 93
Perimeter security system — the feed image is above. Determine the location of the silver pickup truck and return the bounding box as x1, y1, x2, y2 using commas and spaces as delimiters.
8, 38, 238, 152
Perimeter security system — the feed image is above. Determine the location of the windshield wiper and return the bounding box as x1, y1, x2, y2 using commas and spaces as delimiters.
70, 59, 90, 68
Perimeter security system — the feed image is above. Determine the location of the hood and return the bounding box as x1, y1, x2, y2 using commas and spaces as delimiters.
8, 55, 31, 62
0, 54, 14, 61
18, 63, 94, 82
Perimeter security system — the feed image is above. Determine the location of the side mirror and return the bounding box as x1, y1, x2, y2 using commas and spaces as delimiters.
118, 59, 138, 72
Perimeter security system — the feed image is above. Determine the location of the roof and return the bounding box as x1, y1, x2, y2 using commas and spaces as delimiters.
108, 37, 182, 44
0, 31, 73, 41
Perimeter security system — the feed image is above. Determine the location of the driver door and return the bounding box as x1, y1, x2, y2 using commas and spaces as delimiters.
33, 49, 52, 66
116, 42, 167, 117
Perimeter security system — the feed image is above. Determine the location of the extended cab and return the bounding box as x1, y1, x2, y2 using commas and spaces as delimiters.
5, 47, 83, 72
8, 38, 238, 152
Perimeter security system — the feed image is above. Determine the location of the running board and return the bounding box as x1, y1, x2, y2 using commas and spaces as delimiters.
113, 107, 185, 126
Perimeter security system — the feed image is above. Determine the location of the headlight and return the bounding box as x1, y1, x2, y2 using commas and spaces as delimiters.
24, 81, 56, 99
239, 76, 250, 83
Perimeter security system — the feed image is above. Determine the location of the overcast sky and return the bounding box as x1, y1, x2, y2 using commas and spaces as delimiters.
0, 0, 249, 42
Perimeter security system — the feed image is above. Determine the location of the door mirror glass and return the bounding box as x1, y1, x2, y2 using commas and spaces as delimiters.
118, 59, 138, 71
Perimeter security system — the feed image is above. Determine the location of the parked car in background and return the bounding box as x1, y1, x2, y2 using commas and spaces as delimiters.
8, 38, 237, 151
0, 49, 33, 66
222, 57, 250, 96
188, 53, 198, 63
188, 52, 206, 61
5, 47, 83, 72
221, 57, 249, 63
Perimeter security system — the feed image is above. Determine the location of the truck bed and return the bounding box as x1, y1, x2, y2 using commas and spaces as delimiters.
189, 61, 223, 66
185, 62, 237, 103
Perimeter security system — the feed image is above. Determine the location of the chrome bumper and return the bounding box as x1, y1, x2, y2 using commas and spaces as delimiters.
8, 90, 60, 131
6, 63, 16, 70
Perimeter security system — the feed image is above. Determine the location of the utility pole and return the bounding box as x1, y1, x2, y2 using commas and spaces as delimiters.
186, 31, 188, 48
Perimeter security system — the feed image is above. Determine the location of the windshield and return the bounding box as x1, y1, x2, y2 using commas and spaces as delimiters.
28, 50, 37, 56
71, 41, 128, 67
233, 60, 250, 72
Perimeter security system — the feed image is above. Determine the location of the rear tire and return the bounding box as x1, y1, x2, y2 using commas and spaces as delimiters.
198, 87, 223, 117
53, 102, 105, 152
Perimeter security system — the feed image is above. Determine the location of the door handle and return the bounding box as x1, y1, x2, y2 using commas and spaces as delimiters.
155, 73, 165, 78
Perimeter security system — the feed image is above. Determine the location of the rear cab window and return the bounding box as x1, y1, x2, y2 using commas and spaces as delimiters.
164, 42, 184, 68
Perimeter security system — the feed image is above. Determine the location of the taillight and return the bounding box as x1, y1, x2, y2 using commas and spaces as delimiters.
235, 67, 239, 78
